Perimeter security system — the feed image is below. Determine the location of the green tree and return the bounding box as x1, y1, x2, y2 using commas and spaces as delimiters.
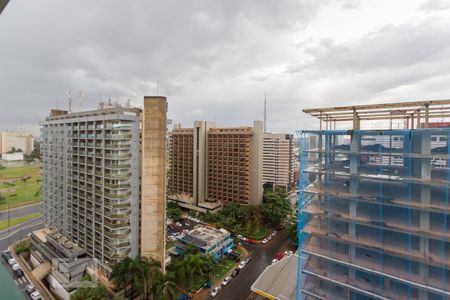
110, 257, 132, 298
137, 256, 161, 300
152, 271, 177, 300
286, 215, 298, 244
71, 275, 109, 300
262, 189, 291, 227
167, 207, 182, 221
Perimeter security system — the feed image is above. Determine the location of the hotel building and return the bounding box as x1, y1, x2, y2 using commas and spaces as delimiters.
168, 120, 264, 212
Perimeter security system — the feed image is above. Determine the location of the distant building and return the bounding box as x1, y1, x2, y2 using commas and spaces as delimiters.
176, 225, 233, 260
168, 120, 264, 212
262, 133, 294, 191
0, 131, 34, 155
1, 152, 24, 161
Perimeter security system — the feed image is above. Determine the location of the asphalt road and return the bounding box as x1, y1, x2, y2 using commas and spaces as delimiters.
0, 257, 29, 300
0, 218, 44, 251
213, 230, 290, 300
0, 203, 41, 221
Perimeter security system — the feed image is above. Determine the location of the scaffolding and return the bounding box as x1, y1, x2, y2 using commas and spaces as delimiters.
298, 100, 450, 300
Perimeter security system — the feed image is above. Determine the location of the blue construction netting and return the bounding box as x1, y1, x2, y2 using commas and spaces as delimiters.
296, 128, 450, 300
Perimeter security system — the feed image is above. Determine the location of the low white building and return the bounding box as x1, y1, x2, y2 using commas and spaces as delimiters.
1, 152, 24, 161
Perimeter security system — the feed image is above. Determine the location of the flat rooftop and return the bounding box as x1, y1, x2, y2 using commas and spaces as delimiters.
251, 254, 306, 300
180, 225, 229, 249
45, 106, 141, 121
33, 228, 85, 258
303, 99, 450, 130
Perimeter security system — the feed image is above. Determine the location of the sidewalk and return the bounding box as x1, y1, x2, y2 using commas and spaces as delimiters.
10, 239, 57, 300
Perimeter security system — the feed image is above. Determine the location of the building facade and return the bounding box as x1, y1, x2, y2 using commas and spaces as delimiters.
176, 225, 233, 260
298, 100, 450, 299
41, 98, 167, 275
0, 130, 34, 155
262, 133, 294, 190
168, 120, 264, 212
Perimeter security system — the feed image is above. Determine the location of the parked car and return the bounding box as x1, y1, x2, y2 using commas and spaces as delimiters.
244, 256, 252, 264
2, 251, 12, 261
8, 258, 17, 266
222, 276, 232, 286
238, 261, 246, 269
247, 239, 256, 244
237, 234, 244, 240
175, 222, 182, 227
26, 284, 35, 294
12, 263, 21, 271
184, 222, 191, 227
261, 239, 268, 244
30, 291, 42, 300
14, 269, 24, 278
275, 252, 284, 260
210, 286, 221, 297
272, 259, 279, 264
284, 250, 294, 256
231, 268, 240, 277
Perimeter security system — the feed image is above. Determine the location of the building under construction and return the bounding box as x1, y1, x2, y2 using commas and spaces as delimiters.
298, 100, 450, 299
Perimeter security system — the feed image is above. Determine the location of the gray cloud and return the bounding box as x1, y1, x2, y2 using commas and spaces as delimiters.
1, 0, 450, 135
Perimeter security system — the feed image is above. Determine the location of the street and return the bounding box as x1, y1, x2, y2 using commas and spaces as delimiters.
0, 203, 41, 221
213, 230, 291, 300
0, 218, 43, 251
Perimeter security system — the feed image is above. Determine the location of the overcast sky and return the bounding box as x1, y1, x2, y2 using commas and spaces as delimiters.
1, 0, 450, 136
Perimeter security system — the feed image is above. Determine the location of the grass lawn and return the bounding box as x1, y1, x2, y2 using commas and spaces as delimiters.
0, 164, 41, 211
0, 164, 40, 179
0, 212, 41, 231
239, 227, 268, 240
166, 241, 175, 249
212, 258, 236, 283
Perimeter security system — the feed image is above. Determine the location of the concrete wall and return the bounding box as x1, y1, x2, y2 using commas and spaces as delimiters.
141, 96, 167, 271
249, 120, 264, 206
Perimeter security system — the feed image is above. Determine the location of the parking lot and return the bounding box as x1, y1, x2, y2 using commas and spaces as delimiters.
1, 250, 40, 300
166, 216, 204, 244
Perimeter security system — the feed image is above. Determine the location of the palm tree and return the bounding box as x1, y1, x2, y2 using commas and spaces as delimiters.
188, 253, 206, 283
173, 253, 193, 285
110, 257, 132, 298
202, 255, 216, 282
137, 256, 161, 300
152, 271, 177, 300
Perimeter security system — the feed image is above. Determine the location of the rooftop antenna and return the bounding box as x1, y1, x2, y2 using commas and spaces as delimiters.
108, 98, 112, 107
78, 90, 85, 111
264, 91, 267, 133
66, 90, 72, 113
126, 99, 131, 107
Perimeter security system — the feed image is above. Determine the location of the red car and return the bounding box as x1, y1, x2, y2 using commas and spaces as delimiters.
275, 252, 284, 260
247, 239, 257, 244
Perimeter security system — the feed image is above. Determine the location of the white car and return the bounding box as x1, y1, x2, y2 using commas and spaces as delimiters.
175, 222, 182, 227
272, 259, 279, 264
30, 291, 42, 300
237, 234, 244, 240
284, 250, 294, 256
238, 261, 246, 269
211, 286, 221, 297
261, 239, 268, 244
222, 276, 232, 286
12, 264, 21, 271
26, 284, 35, 294
8, 258, 17, 266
